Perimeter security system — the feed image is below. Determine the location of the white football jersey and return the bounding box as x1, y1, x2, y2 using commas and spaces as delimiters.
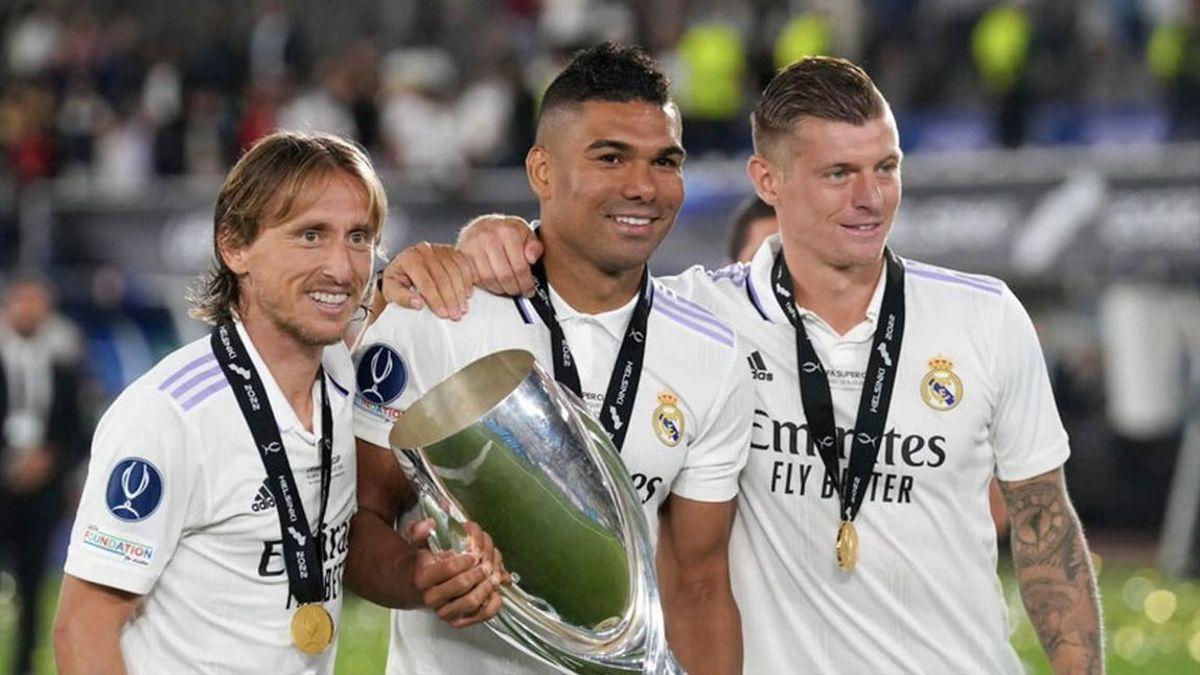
353, 279, 753, 675
64, 323, 357, 674
667, 235, 1070, 675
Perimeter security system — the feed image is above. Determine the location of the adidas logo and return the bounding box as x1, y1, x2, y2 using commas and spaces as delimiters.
250, 483, 275, 513
748, 351, 774, 381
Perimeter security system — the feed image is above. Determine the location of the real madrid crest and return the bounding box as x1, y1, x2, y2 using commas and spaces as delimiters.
921, 355, 963, 411
652, 390, 685, 447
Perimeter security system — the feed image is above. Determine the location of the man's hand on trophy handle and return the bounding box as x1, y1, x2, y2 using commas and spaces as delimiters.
448, 587, 503, 628
464, 521, 511, 586
383, 242, 475, 320
412, 546, 496, 622
456, 214, 541, 298
408, 519, 504, 627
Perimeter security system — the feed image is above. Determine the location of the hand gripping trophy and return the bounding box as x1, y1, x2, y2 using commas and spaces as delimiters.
389, 350, 684, 674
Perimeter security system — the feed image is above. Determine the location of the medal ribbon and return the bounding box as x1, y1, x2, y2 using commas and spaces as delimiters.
525, 259, 653, 452
212, 323, 333, 605
771, 250, 906, 523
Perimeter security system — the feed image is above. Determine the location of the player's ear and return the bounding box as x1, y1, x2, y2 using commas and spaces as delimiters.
217, 223, 250, 275
747, 154, 782, 208
525, 145, 552, 200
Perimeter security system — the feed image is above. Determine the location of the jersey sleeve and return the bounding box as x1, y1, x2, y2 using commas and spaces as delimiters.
669, 342, 753, 502
990, 286, 1071, 481
63, 386, 198, 594
352, 304, 455, 449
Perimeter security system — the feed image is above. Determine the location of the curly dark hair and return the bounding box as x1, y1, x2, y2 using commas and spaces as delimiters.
538, 42, 671, 126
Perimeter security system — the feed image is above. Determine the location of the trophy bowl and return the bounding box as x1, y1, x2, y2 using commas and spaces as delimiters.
388, 349, 683, 674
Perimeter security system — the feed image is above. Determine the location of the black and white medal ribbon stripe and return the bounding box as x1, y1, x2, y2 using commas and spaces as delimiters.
212, 323, 333, 606
772, 249, 906, 525
525, 259, 653, 452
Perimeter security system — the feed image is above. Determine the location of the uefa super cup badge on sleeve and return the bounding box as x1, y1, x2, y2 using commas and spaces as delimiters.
388, 349, 685, 674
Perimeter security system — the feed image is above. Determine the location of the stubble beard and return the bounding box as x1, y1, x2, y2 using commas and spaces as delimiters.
252, 288, 348, 348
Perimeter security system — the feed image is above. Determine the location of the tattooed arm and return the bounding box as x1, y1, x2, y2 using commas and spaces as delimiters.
999, 467, 1103, 674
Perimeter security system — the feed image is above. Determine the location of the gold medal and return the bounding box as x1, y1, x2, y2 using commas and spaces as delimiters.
291, 603, 334, 654
836, 521, 858, 572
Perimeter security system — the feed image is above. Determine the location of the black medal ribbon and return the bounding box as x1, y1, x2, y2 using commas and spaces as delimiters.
525, 259, 652, 451
772, 249, 906, 523
212, 323, 333, 605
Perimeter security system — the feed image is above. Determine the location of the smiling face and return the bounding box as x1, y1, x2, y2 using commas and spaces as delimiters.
530, 99, 685, 276
750, 111, 902, 274
221, 170, 376, 348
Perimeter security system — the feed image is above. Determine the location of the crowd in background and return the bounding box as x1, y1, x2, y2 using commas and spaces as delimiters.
0, 0, 1196, 532
2, 0, 1198, 194
0, 3, 1198, 672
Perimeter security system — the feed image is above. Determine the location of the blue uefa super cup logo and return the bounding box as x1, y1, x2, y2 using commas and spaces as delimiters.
105, 458, 164, 522
357, 344, 407, 404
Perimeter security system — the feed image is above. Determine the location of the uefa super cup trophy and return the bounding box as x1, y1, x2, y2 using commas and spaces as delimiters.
388, 349, 685, 674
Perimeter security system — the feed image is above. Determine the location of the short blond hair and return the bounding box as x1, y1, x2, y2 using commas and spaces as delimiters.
189, 131, 387, 325
752, 56, 887, 162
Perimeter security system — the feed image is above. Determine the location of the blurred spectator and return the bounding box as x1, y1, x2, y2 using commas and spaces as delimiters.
0, 275, 86, 675
5, 5, 59, 79
726, 195, 776, 263
972, 1, 1034, 147
1147, 2, 1200, 140
183, 86, 233, 175
676, 19, 748, 155
248, 0, 310, 86
0, 0, 1192, 178
380, 47, 466, 184
277, 56, 356, 138
1, 81, 57, 183
56, 75, 105, 183
95, 15, 145, 108
75, 266, 177, 399
458, 46, 535, 167
1100, 282, 1200, 525
94, 101, 154, 197
237, 76, 285, 153
142, 54, 186, 176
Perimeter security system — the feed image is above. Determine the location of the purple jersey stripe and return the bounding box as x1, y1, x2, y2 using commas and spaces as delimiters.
327, 375, 349, 398
655, 293, 735, 340
656, 294, 735, 343
904, 260, 1003, 289
746, 276, 772, 321
158, 353, 217, 391
652, 304, 734, 347
181, 379, 230, 411
513, 297, 534, 324
668, 291, 727, 319
904, 266, 1003, 295
169, 365, 224, 400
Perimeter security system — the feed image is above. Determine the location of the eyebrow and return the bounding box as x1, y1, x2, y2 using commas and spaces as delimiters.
585, 139, 686, 159
819, 152, 903, 171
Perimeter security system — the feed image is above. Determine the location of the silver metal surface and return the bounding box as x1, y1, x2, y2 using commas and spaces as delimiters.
390, 349, 684, 674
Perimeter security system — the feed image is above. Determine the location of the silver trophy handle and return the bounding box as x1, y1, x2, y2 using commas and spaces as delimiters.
389, 350, 687, 674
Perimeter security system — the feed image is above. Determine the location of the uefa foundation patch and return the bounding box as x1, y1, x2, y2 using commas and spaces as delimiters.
82, 524, 156, 566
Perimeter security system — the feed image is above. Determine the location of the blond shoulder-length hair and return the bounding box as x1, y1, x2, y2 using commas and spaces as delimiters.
188, 131, 387, 325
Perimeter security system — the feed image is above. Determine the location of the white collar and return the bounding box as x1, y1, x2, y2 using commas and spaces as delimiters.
546, 281, 641, 340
